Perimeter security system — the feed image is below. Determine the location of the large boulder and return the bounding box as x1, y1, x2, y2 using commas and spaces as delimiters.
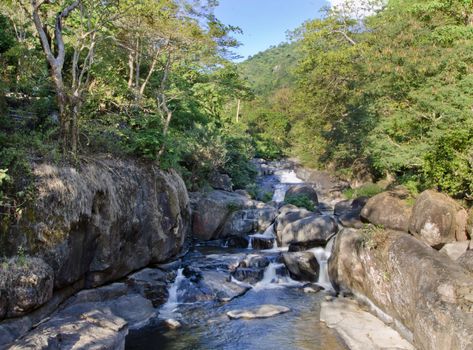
458, 250, 473, 274
274, 205, 314, 240
1, 159, 191, 291
329, 228, 473, 350
335, 197, 369, 229
409, 190, 468, 247
282, 252, 319, 282
222, 207, 277, 238
278, 215, 338, 248
193, 190, 275, 240
0, 257, 54, 319
361, 190, 412, 232
285, 184, 319, 204
7, 283, 156, 350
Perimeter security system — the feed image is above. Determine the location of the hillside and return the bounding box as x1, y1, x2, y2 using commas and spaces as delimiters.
238, 41, 300, 96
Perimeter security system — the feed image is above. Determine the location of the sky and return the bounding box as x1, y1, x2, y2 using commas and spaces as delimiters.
214, 0, 331, 61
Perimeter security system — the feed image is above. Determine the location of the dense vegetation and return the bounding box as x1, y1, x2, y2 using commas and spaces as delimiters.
0, 0, 258, 217
238, 0, 473, 200
1, 0, 473, 216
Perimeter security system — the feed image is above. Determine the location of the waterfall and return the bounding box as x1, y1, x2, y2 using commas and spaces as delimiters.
253, 262, 304, 291
247, 237, 253, 249
271, 169, 304, 203
310, 237, 335, 291
160, 268, 185, 318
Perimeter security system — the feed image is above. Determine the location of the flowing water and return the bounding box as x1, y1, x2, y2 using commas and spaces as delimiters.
126, 162, 348, 350
126, 246, 347, 350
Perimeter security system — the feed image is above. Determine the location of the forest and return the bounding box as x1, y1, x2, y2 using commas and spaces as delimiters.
1, 0, 473, 217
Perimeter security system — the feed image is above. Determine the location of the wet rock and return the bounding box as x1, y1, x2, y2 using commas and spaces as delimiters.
303, 285, 323, 293
209, 172, 233, 191
164, 318, 181, 329
361, 190, 412, 232
179, 270, 250, 303
126, 268, 170, 307
439, 241, 470, 261
232, 268, 264, 284
251, 236, 275, 250
409, 190, 468, 247
457, 250, 473, 273
225, 236, 249, 248
227, 304, 290, 319
321, 298, 414, 350
329, 228, 473, 350
282, 252, 319, 282
0, 257, 54, 319
278, 215, 338, 248
285, 184, 319, 204
240, 255, 270, 269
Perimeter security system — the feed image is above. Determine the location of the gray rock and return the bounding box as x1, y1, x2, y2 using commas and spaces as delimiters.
227, 304, 290, 319
0, 257, 54, 319
321, 298, 414, 350
457, 250, 473, 273
250, 237, 275, 250
4, 159, 191, 291
409, 190, 468, 247
285, 184, 319, 204
361, 190, 412, 232
282, 252, 319, 282
192, 190, 272, 240
278, 215, 338, 247
9, 309, 128, 350
329, 228, 473, 350
209, 172, 233, 191
126, 268, 170, 307
439, 241, 470, 261
274, 206, 314, 243
240, 255, 270, 269
222, 207, 277, 237
335, 197, 368, 229
232, 268, 264, 284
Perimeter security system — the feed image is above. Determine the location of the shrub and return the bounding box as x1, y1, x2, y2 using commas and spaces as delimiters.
343, 183, 383, 200
284, 194, 316, 211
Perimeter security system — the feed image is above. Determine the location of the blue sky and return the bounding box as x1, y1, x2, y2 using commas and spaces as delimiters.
214, 0, 330, 60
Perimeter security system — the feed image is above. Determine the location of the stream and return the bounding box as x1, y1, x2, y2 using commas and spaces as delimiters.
125, 161, 349, 350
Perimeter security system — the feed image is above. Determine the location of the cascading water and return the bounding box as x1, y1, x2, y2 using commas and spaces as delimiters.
310, 237, 335, 291
247, 237, 253, 249
253, 262, 304, 291
272, 169, 304, 203
160, 268, 185, 318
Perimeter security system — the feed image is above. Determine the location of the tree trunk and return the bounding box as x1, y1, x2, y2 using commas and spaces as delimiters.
236, 98, 241, 122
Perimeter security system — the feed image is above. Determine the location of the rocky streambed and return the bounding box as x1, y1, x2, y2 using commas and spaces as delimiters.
1, 158, 472, 349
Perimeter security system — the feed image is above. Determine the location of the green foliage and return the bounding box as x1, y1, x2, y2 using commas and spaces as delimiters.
284, 194, 316, 211
283, 0, 473, 198
343, 183, 383, 200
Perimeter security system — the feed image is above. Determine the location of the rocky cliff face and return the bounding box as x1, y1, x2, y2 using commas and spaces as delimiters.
329, 228, 473, 350
0, 157, 191, 321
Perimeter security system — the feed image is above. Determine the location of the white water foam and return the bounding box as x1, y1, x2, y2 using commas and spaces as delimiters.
272, 169, 304, 203
253, 262, 304, 291
160, 268, 185, 318
310, 237, 335, 291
